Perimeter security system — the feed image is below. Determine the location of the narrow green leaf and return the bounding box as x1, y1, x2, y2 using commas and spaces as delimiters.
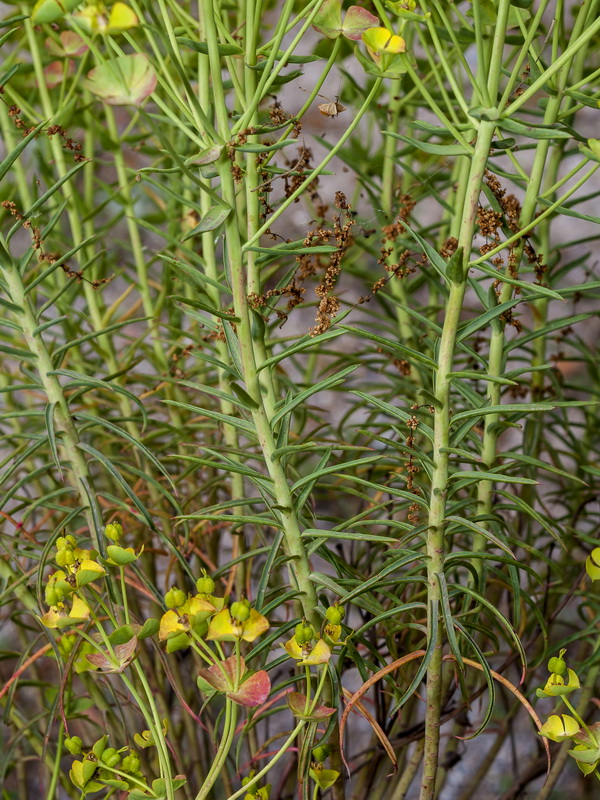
236, 138, 299, 153
170, 294, 240, 321
451, 402, 554, 423
0, 121, 47, 182
257, 329, 345, 371
76, 413, 175, 491
45, 403, 63, 482
447, 371, 518, 386
470, 262, 563, 300
177, 37, 243, 55
181, 206, 232, 240
382, 130, 471, 155
163, 400, 256, 436
271, 364, 359, 425
222, 320, 244, 378
340, 325, 438, 369
77, 443, 155, 530
447, 470, 539, 485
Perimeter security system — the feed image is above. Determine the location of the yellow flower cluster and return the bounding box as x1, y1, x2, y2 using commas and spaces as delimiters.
39, 535, 105, 630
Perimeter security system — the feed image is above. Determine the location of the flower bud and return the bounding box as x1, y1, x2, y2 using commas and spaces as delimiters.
231, 599, 251, 622
165, 587, 186, 609
295, 620, 315, 645
104, 523, 123, 542
196, 572, 215, 595
64, 735, 83, 755
325, 604, 345, 625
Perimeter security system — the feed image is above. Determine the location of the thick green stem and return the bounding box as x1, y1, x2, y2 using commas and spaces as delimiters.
0, 244, 104, 554
419, 121, 496, 800
203, 0, 320, 628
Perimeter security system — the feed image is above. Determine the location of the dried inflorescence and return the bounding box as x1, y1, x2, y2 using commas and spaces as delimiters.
248, 282, 305, 327
404, 407, 425, 526
1, 199, 111, 289
309, 195, 355, 336
46, 124, 87, 162
483, 169, 547, 283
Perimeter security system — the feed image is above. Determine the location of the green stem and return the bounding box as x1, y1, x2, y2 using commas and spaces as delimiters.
419, 121, 496, 800
194, 700, 238, 800
225, 721, 305, 800
202, 0, 321, 629
0, 242, 104, 555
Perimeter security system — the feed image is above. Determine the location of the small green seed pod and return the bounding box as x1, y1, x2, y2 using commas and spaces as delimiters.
45, 586, 60, 607
295, 620, 315, 645
548, 655, 567, 676
56, 548, 76, 568
104, 523, 124, 542
231, 599, 251, 622
165, 587, 186, 609
64, 736, 83, 755
325, 604, 345, 625
312, 744, 330, 763
101, 748, 121, 767
196, 572, 216, 595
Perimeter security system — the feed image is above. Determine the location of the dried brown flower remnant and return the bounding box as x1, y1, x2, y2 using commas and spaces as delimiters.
334, 192, 350, 210
47, 124, 86, 162
269, 99, 287, 126
440, 237, 458, 260
247, 282, 306, 326
484, 169, 547, 281
269, 98, 301, 137
1, 200, 110, 289
477, 208, 504, 239
404, 409, 423, 525
6, 104, 35, 136
393, 359, 411, 376
309, 207, 354, 337
371, 277, 387, 294
379, 195, 417, 279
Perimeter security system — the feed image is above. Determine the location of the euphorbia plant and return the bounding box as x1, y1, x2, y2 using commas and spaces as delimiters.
1, 0, 600, 799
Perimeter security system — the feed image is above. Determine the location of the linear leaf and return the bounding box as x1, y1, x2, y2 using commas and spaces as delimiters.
271, 364, 359, 425
451, 402, 554, 423
163, 400, 256, 436
340, 325, 438, 369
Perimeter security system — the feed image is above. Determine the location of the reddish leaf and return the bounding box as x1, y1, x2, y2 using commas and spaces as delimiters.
287, 691, 336, 720
228, 671, 271, 707
198, 655, 244, 693
85, 635, 137, 672
341, 6, 379, 40
84, 54, 157, 106
197, 657, 270, 707
312, 0, 342, 38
